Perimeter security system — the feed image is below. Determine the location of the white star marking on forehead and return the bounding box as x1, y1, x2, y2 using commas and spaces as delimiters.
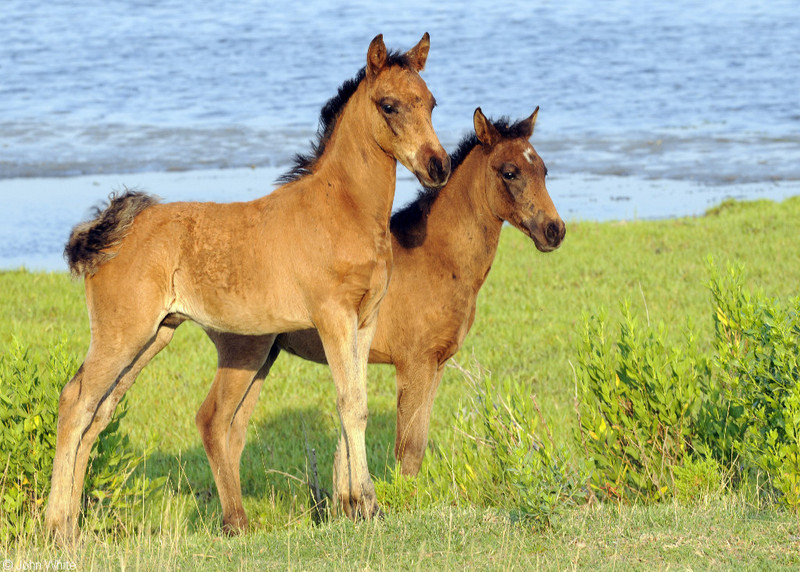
523, 148, 535, 165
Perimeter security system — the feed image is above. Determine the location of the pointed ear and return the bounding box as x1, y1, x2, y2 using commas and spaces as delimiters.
367, 34, 388, 78
405, 32, 430, 72
474, 107, 500, 146
521, 106, 539, 139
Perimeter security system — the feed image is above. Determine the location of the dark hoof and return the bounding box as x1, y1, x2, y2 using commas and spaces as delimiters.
221, 516, 248, 536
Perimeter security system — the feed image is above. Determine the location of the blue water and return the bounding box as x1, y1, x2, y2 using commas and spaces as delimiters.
2, 0, 799, 183
1, 0, 799, 270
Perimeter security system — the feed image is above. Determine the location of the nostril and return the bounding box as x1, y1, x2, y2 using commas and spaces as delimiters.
545, 221, 562, 246
427, 157, 440, 179
427, 156, 448, 185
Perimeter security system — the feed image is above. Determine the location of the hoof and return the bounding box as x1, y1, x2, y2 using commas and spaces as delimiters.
45, 515, 78, 546
339, 495, 381, 521
221, 514, 249, 536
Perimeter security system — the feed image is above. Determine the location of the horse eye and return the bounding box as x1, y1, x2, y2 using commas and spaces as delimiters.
381, 103, 396, 114
502, 171, 516, 181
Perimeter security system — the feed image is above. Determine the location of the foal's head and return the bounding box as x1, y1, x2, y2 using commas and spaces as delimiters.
364, 34, 450, 188
474, 107, 565, 252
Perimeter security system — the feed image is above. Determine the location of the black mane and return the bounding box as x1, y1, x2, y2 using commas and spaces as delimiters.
390, 115, 532, 249
277, 50, 412, 184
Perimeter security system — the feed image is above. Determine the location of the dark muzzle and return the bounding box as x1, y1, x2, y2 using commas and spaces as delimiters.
545, 220, 566, 248
427, 155, 451, 187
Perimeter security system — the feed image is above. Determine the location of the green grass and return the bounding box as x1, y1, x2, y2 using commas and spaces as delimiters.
2, 196, 800, 569
4, 496, 800, 569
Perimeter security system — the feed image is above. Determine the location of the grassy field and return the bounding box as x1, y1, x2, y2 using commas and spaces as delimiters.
2, 196, 800, 569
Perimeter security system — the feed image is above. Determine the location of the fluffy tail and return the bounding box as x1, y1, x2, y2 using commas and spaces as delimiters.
64, 189, 160, 278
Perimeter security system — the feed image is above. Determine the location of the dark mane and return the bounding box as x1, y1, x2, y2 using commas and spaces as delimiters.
277, 50, 412, 184
390, 115, 531, 249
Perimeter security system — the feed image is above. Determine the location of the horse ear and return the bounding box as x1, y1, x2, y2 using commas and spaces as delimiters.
474, 107, 499, 146
367, 34, 388, 78
405, 32, 430, 72
521, 106, 540, 139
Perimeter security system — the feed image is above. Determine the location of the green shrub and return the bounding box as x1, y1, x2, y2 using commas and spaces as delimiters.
375, 464, 422, 513
575, 303, 709, 500
428, 361, 586, 527
0, 339, 164, 540
672, 456, 725, 502
710, 263, 800, 511
575, 262, 800, 509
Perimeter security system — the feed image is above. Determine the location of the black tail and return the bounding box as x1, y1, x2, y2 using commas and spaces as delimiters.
64, 189, 159, 278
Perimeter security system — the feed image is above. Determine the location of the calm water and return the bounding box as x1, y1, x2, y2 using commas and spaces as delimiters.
3, 0, 799, 182
1, 0, 799, 269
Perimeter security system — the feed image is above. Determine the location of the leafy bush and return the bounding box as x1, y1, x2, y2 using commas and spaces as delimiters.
710, 263, 800, 511
671, 456, 725, 502
428, 360, 587, 527
375, 464, 422, 513
576, 261, 800, 509
0, 339, 164, 540
575, 303, 709, 500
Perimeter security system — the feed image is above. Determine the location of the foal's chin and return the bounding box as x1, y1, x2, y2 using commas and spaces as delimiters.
526, 227, 563, 253
413, 170, 446, 188
532, 238, 559, 253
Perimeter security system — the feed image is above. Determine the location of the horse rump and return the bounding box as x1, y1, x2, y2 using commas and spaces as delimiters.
64, 189, 159, 278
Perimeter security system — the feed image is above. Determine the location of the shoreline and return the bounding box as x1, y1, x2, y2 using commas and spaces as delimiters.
2, 167, 799, 272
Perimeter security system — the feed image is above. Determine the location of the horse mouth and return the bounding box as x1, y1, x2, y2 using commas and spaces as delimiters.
413, 169, 447, 188
412, 154, 450, 188
530, 233, 559, 253
525, 219, 565, 252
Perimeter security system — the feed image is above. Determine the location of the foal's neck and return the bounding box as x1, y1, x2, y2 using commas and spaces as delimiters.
315, 87, 397, 227
425, 150, 504, 276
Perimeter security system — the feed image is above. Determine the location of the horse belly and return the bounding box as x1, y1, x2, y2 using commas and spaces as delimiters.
170, 264, 312, 336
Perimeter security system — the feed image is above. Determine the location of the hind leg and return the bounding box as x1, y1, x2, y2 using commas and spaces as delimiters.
196, 332, 276, 535
45, 315, 180, 540
227, 343, 282, 496
394, 359, 445, 476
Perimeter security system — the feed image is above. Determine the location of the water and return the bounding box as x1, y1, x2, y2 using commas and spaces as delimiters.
1, 0, 799, 270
